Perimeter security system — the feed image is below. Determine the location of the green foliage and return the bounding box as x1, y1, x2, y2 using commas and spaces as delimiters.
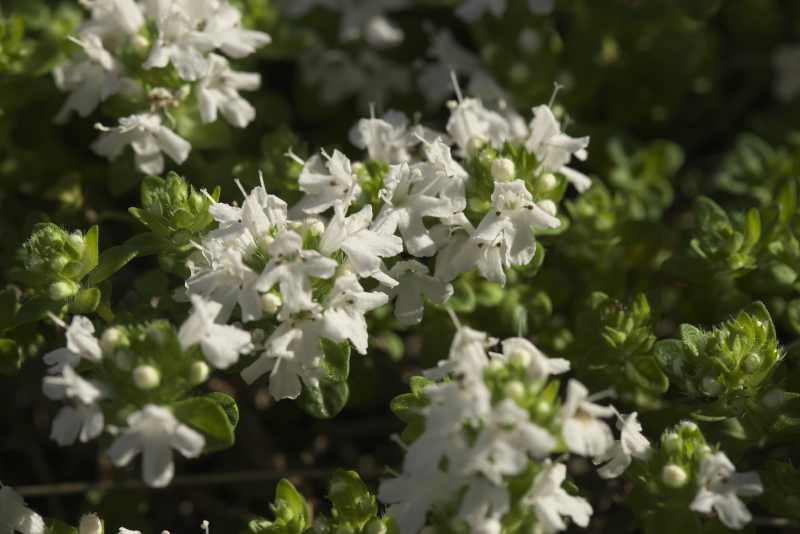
298, 339, 351, 419
171, 393, 239, 453
245, 480, 311, 534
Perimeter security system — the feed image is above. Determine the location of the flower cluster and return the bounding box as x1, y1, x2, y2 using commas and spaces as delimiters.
54, 0, 270, 173
40, 311, 250, 487
184, 86, 589, 404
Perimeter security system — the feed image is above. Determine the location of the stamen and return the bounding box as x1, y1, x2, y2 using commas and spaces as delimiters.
548, 81, 565, 108
284, 147, 305, 165
450, 70, 464, 103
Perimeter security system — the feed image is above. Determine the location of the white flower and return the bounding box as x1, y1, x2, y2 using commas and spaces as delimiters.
254, 230, 338, 318
92, 113, 191, 174
349, 110, 421, 163
319, 204, 402, 281
240, 318, 326, 400
107, 404, 205, 487
446, 97, 511, 153
522, 461, 593, 534
178, 295, 253, 369
0, 484, 45, 534
690, 452, 763, 530
42, 365, 102, 404
197, 54, 261, 128
593, 412, 651, 479
384, 260, 453, 324
465, 399, 555, 484
457, 478, 509, 534
200, 4, 272, 59
560, 379, 615, 457
143, 8, 214, 81
373, 162, 456, 257
78, 514, 102, 534
50, 403, 105, 446
426, 325, 496, 381
294, 150, 362, 215
43, 315, 102, 373
495, 337, 570, 381
379, 467, 461, 534
79, 0, 145, 37
322, 274, 388, 354
53, 34, 135, 124
525, 105, 591, 192
456, 0, 506, 21
418, 138, 469, 212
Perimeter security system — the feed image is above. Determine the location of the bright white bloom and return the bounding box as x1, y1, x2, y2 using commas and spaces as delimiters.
690, 452, 763, 530
0, 484, 45, 534
240, 318, 326, 400
525, 105, 591, 192
426, 325, 496, 381
319, 204, 402, 281
178, 296, 253, 369
418, 138, 469, 212
446, 97, 511, 153
456, 0, 506, 21
379, 467, 461, 534
54, 34, 135, 123
197, 54, 261, 128
465, 399, 555, 484
78, 514, 102, 534
560, 379, 615, 457
201, 4, 272, 59
254, 230, 338, 317
107, 404, 205, 487
495, 337, 569, 381
349, 110, 423, 163
79, 0, 145, 37
457, 478, 509, 534
43, 315, 102, 372
294, 150, 362, 214
92, 113, 191, 174
522, 461, 593, 534
322, 274, 388, 354
373, 162, 456, 257
50, 403, 105, 446
384, 260, 453, 324
42, 365, 102, 404
593, 412, 651, 479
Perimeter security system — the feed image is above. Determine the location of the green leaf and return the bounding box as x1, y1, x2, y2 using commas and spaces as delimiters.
275, 479, 311, 527
319, 338, 351, 383
206, 391, 240, 428
327, 470, 377, 529
14, 296, 63, 327
69, 287, 101, 314
88, 245, 139, 285
298, 378, 349, 419
76, 225, 99, 279
171, 395, 236, 453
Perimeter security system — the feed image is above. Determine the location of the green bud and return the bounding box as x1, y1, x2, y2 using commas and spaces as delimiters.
100, 327, 125, 353
133, 365, 160, 389
49, 280, 79, 301
363, 519, 387, 534
189, 361, 210, 385
504, 380, 525, 400
662, 432, 681, 453
661, 464, 688, 488
742, 352, 761, 372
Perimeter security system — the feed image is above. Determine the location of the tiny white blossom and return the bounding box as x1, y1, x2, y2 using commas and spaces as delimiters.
560, 379, 615, 457
50, 403, 105, 446
379, 467, 461, 534
322, 274, 388, 354
522, 461, 593, 534
42, 365, 102, 405
0, 483, 45, 534
525, 105, 591, 192
446, 97, 511, 154
294, 150, 362, 215
92, 113, 191, 174
384, 260, 453, 324
197, 54, 261, 128
593, 412, 651, 479
495, 337, 570, 381
107, 404, 205, 487
43, 315, 102, 372
319, 204, 403, 281
79, 0, 145, 37
178, 295, 253, 369
373, 162, 456, 257
690, 452, 763, 530
254, 230, 338, 318
349, 110, 422, 163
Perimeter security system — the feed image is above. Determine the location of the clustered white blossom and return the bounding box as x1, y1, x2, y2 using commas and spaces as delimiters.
184, 87, 590, 404
54, 0, 271, 173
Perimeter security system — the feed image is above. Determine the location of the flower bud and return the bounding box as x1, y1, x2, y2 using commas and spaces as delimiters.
189, 361, 210, 386
490, 158, 516, 182
466, 136, 486, 154
256, 233, 274, 250
701, 376, 723, 396
79, 514, 103, 534
661, 464, 688, 488
539, 172, 558, 191
261, 293, 282, 315
742, 352, 762, 372
508, 349, 531, 367
49, 280, 79, 301
504, 380, 525, 400
133, 365, 160, 390
661, 432, 681, 453
100, 327, 124, 353
132, 35, 150, 51
50, 255, 70, 272
363, 519, 387, 534
539, 199, 558, 217
68, 232, 85, 255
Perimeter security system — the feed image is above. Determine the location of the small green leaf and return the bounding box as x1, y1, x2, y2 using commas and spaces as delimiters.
298, 378, 349, 419
171, 396, 236, 453
327, 470, 377, 529
206, 391, 239, 428
88, 245, 139, 285
275, 479, 311, 527
76, 225, 100, 279
69, 287, 101, 314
